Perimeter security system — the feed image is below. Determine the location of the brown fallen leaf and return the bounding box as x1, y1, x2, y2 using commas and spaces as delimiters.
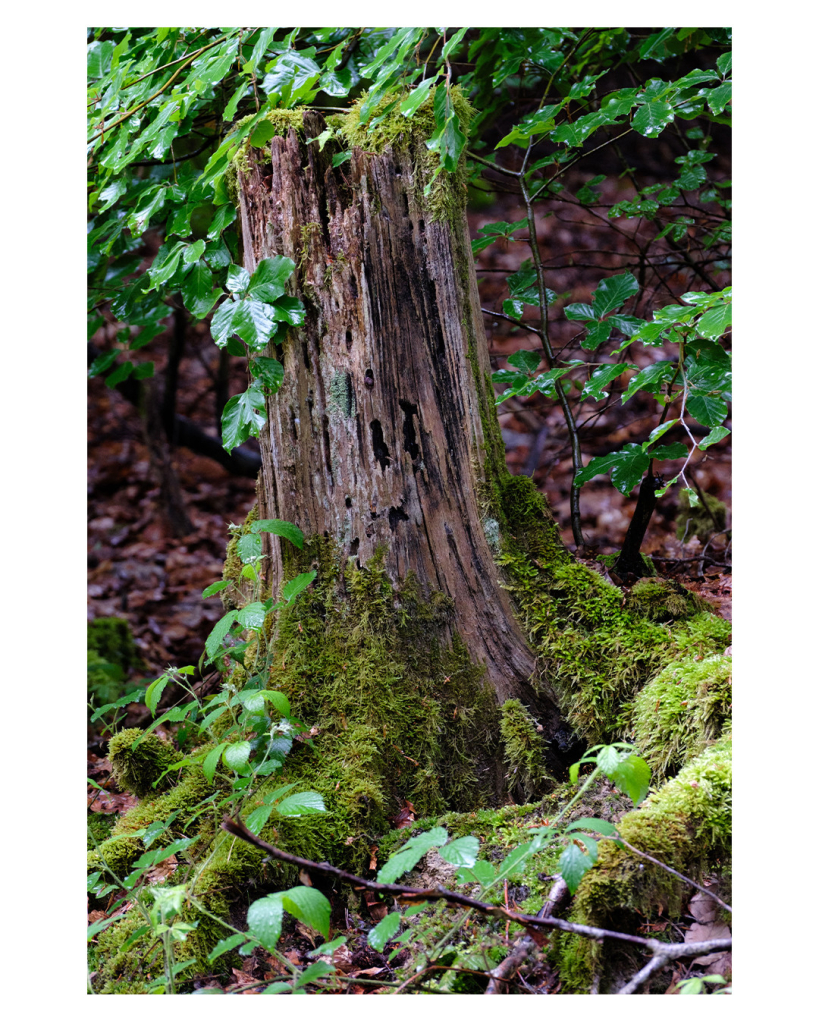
369, 845, 379, 871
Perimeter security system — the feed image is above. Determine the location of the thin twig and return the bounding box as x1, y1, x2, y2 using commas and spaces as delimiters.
220, 818, 732, 958
614, 836, 732, 913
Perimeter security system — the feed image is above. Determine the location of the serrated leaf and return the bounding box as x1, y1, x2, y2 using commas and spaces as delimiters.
275, 791, 327, 817
281, 886, 331, 940
368, 911, 402, 952
377, 827, 448, 884
610, 754, 651, 805
223, 741, 251, 771
250, 519, 305, 548
438, 835, 479, 868
236, 602, 267, 630
205, 611, 239, 658
282, 570, 317, 602
247, 894, 284, 953
559, 842, 594, 895
596, 745, 622, 774
256, 690, 291, 717
698, 425, 730, 449
497, 840, 538, 880
244, 803, 275, 834
237, 533, 263, 563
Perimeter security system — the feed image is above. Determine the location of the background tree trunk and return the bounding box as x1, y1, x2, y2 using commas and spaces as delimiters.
234, 112, 570, 784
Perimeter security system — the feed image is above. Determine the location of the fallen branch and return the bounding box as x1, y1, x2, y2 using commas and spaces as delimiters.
485, 877, 569, 994
221, 818, 732, 967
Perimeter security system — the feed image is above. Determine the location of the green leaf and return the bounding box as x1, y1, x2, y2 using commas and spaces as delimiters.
645, 419, 679, 445
438, 835, 479, 868
282, 570, 317, 602
236, 602, 267, 630
580, 363, 635, 401
455, 859, 496, 887
182, 261, 217, 318
244, 804, 274, 834
203, 743, 229, 784
609, 754, 651, 805
595, 745, 621, 774
622, 361, 677, 402
227, 263, 251, 296
508, 349, 541, 374
368, 911, 403, 952
632, 100, 675, 138
209, 933, 248, 962
687, 393, 727, 427
247, 894, 284, 953
377, 827, 448, 884
144, 674, 169, 715
564, 303, 595, 321
231, 298, 278, 351
497, 839, 540, 880
106, 361, 134, 386
698, 425, 730, 450
592, 273, 640, 319
249, 357, 285, 393
565, 817, 617, 836
270, 296, 306, 326
716, 52, 732, 77
281, 886, 331, 940
248, 256, 296, 303
223, 741, 251, 771
559, 841, 594, 895
251, 519, 305, 548
237, 533, 263, 563
207, 204, 236, 240
401, 77, 438, 118
332, 151, 352, 167
205, 610, 239, 659
649, 442, 687, 461
88, 350, 119, 378
575, 445, 650, 495
275, 791, 327, 817
221, 386, 267, 452
697, 302, 731, 340
202, 580, 230, 598
681, 487, 700, 507
706, 82, 732, 116
581, 321, 613, 351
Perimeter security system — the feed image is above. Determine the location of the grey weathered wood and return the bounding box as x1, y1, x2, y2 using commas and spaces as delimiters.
235, 112, 550, 708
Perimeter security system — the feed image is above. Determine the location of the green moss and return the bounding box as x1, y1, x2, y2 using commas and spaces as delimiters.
232, 108, 309, 175
492, 473, 731, 747
500, 699, 552, 801
88, 617, 138, 671
259, 540, 504, 872
598, 551, 656, 576
551, 734, 732, 993
87, 811, 115, 850
108, 728, 179, 799
87, 834, 143, 880
676, 489, 727, 543
338, 86, 475, 223
628, 655, 732, 776
625, 577, 712, 622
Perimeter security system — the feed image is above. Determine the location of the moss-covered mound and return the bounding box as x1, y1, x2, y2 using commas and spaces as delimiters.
88, 616, 139, 708
551, 733, 732, 993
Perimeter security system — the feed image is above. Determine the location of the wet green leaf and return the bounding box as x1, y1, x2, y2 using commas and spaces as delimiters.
368, 912, 402, 952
